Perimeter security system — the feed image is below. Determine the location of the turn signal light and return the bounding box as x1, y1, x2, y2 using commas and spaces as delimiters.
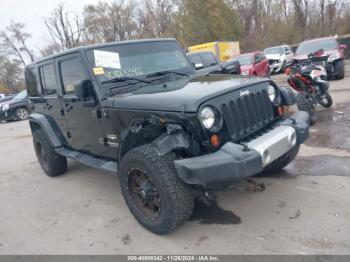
210, 134, 220, 147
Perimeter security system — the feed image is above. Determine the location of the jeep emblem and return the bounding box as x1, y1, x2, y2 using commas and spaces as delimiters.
240, 90, 250, 96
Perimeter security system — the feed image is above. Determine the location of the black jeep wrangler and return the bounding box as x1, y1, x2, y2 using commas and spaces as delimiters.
25, 39, 309, 235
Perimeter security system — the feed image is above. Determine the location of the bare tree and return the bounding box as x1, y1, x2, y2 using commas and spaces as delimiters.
138, 0, 174, 38
0, 55, 23, 91
45, 4, 86, 50
0, 21, 34, 65
84, 0, 137, 43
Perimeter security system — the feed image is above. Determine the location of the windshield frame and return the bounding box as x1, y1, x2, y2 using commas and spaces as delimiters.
85, 40, 195, 87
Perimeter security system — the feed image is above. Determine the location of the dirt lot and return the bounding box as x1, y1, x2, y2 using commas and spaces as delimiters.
1, 69, 350, 255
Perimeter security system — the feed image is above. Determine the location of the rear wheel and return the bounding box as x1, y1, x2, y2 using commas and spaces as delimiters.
264, 145, 300, 173
334, 60, 345, 80
119, 144, 194, 235
318, 91, 333, 108
297, 92, 317, 125
15, 107, 29, 120
33, 129, 67, 177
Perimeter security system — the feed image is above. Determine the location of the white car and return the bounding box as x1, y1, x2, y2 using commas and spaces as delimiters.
264, 45, 294, 73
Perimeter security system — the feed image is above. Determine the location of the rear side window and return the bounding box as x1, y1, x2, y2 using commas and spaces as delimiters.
40, 64, 57, 96
25, 68, 39, 97
60, 57, 88, 95
201, 53, 217, 67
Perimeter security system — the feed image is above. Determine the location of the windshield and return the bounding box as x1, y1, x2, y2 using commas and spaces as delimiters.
264, 47, 284, 55
87, 41, 194, 83
231, 55, 253, 66
13, 90, 27, 100
296, 39, 338, 55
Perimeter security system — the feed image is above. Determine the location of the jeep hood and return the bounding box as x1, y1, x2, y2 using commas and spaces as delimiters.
265, 54, 283, 60
106, 75, 268, 112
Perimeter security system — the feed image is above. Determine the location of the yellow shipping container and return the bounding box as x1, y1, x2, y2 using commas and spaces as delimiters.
188, 41, 240, 62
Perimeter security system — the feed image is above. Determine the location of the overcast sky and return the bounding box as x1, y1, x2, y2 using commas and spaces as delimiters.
0, 0, 106, 53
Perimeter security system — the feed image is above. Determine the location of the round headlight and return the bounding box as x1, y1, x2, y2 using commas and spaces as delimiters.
268, 85, 276, 102
200, 106, 216, 130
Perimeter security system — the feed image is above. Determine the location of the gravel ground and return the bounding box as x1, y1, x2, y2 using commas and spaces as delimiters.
0, 67, 349, 255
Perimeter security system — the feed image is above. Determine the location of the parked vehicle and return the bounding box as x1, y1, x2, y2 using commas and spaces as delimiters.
26, 39, 309, 234
230, 51, 270, 77
187, 51, 241, 75
264, 45, 294, 73
188, 41, 240, 62
286, 49, 333, 125
294, 36, 347, 79
0, 90, 29, 122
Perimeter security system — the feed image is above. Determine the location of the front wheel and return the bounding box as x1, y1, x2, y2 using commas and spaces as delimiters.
318, 91, 333, 108
334, 60, 345, 80
297, 92, 317, 125
119, 145, 194, 235
15, 107, 29, 120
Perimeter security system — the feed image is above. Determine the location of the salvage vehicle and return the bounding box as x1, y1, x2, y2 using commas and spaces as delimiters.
0, 90, 29, 122
230, 51, 270, 77
187, 51, 241, 75
25, 39, 309, 235
264, 45, 294, 73
294, 36, 347, 79
188, 41, 240, 62
286, 49, 332, 125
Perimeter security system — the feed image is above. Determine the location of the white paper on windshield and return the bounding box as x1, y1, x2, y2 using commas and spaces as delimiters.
94, 50, 121, 69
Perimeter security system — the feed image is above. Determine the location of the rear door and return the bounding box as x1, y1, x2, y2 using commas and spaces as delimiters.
56, 53, 107, 156
38, 61, 70, 142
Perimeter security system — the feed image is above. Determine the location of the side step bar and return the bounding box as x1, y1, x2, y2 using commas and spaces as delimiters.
55, 147, 118, 174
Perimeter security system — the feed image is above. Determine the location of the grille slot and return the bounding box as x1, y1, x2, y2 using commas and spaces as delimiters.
221, 89, 275, 140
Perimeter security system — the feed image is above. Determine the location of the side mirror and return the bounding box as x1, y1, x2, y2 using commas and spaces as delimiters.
339, 44, 348, 49
286, 50, 291, 54
74, 80, 92, 100
194, 63, 204, 70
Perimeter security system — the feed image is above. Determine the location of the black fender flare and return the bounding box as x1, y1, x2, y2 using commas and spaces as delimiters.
151, 128, 192, 156
29, 113, 65, 147
279, 86, 297, 106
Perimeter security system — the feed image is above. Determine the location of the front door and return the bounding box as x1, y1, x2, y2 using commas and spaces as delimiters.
56, 54, 107, 156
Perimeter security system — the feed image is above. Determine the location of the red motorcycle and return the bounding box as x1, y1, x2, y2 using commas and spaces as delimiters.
286, 49, 333, 125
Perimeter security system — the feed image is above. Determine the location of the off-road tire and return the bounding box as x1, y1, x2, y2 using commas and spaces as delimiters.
33, 129, 67, 177
334, 60, 345, 80
15, 107, 29, 120
318, 91, 333, 108
297, 92, 317, 125
119, 144, 194, 235
264, 145, 300, 173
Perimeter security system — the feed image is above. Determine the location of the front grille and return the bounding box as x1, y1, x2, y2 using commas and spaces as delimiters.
220, 89, 275, 140
269, 59, 279, 65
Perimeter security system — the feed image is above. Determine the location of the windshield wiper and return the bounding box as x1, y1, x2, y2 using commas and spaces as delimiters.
101, 76, 150, 84
146, 70, 189, 79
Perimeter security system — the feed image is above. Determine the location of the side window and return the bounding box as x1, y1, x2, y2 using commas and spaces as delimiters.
255, 54, 262, 63
201, 53, 217, 67
40, 64, 58, 96
188, 54, 202, 65
60, 57, 88, 95
284, 47, 289, 53
25, 68, 39, 97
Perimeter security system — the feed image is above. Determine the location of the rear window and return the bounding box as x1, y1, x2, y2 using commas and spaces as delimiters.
40, 64, 57, 96
25, 68, 39, 97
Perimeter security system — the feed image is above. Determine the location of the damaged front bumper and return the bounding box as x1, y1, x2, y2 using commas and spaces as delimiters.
174, 111, 309, 188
